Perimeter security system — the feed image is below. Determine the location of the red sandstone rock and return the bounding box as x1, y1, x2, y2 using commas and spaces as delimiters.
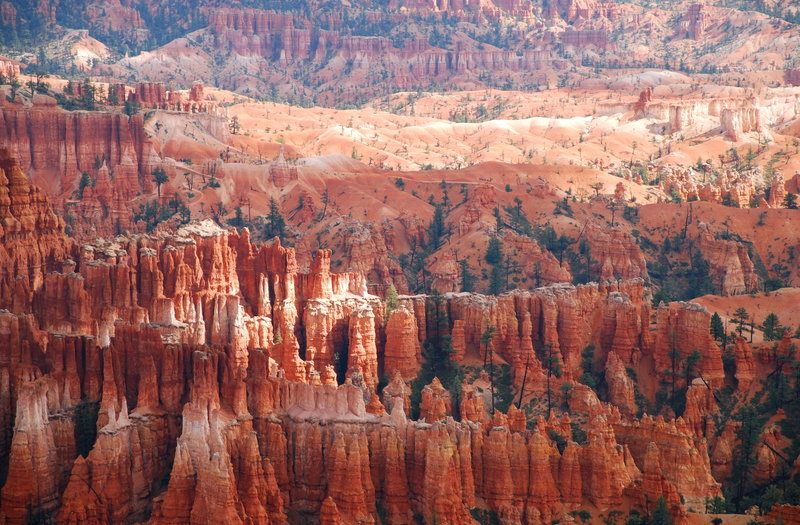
683, 378, 718, 438
765, 504, 800, 524
0, 107, 160, 201
605, 351, 637, 417
325, 432, 375, 523
420, 377, 452, 423
653, 302, 724, 388
526, 430, 561, 521
614, 415, 722, 508
0, 151, 74, 313
584, 223, 649, 281
0, 377, 63, 522
686, 3, 707, 40
0, 156, 735, 523
559, 441, 582, 509
697, 231, 758, 295
384, 304, 421, 381
319, 497, 342, 525
459, 379, 489, 425
633, 88, 653, 117
733, 337, 756, 391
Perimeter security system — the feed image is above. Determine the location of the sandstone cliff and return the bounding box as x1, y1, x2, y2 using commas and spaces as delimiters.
0, 158, 733, 524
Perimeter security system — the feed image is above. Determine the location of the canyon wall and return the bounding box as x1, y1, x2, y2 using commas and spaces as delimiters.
0, 107, 158, 198
0, 155, 730, 523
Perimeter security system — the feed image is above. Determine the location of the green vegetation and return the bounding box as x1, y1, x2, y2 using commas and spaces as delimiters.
459, 260, 476, 292
470, 508, 501, 525
485, 237, 503, 265
710, 312, 725, 342
409, 290, 463, 419
579, 344, 601, 390
648, 241, 715, 305
760, 313, 784, 341
133, 196, 190, 232
76, 172, 93, 199
384, 284, 399, 318
262, 198, 288, 243
151, 168, 168, 198
732, 307, 749, 337
73, 397, 99, 458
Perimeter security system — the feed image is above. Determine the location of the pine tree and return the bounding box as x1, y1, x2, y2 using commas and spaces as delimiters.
785, 192, 798, 209
480, 325, 497, 413
666, 330, 682, 410
227, 206, 246, 228
732, 307, 749, 337
685, 349, 701, 386
504, 197, 532, 236
263, 198, 287, 242
152, 168, 168, 198
761, 313, 782, 341
459, 260, 476, 292
651, 496, 672, 525
79, 78, 96, 110
488, 265, 504, 295
124, 98, 140, 116
428, 204, 447, 251
732, 403, 766, 508
77, 172, 92, 199
542, 343, 562, 413
229, 116, 241, 135
8, 74, 20, 102
385, 284, 399, 318
409, 290, 463, 418
485, 237, 503, 265
710, 312, 725, 341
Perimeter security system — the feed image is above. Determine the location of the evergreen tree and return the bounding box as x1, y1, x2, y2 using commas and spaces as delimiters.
229, 116, 241, 135
8, 74, 20, 102
536, 225, 572, 265
227, 206, 246, 228
77, 172, 92, 199
542, 343, 562, 413
732, 308, 749, 337
409, 290, 463, 418
780, 349, 800, 459
263, 197, 287, 243
665, 330, 683, 411
488, 265, 504, 295
785, 192, 798, 209
79, 78, 97, 110
651, 496, 672, 525
760, 313, 782, 341
685, 349, 701, 386
687, 251, 714, 297
503, 197, 532, 236
385, 284, 399, 318
579, 344, 598, 389
151, 168, 168, 198
428, 204, 447, 251
459, 260, 476, 292
485, 237, 503, 265
732, 403, 767, 508
710, 312, 725, 341
480, 325, 497, 412
124, 98, 140, 116
760, 485, 783, 515
107, 86, 119, 106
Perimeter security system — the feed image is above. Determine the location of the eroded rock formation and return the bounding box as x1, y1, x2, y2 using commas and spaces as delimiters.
0, 156, 732, 524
